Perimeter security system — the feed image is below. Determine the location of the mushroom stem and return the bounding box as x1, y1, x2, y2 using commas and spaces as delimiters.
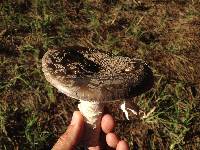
78, 100, 104, 148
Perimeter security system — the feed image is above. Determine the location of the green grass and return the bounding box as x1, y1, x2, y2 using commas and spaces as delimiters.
0, 0, 200, 149
142, 78, 194, 149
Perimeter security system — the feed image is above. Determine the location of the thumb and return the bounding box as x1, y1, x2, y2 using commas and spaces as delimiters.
52, 111, 84, 150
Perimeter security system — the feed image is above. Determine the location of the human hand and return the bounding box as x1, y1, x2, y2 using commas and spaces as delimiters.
52, 111, 129, 150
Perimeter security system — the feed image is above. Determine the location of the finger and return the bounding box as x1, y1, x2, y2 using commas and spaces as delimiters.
116, 140, 129, 150
88, 146, 101, 150
101, 114, 115, 133
52, 111, 84, 150
106, 133, 119, 148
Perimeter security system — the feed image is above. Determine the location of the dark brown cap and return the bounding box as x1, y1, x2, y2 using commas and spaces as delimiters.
42, 46, 153, 102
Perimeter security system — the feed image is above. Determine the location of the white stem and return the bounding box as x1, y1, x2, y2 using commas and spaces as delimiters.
78, 100, 104, 148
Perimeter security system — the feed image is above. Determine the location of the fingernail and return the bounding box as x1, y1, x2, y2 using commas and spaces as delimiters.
70, 111, 77, 125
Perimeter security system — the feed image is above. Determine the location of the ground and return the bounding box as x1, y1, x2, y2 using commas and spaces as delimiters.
0, 0, 200, 149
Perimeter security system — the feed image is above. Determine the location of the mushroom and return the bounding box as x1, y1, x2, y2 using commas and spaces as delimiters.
42, 46, 153, 149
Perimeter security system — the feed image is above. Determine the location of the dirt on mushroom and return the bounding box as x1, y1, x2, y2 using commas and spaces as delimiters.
0, 0, 200, 150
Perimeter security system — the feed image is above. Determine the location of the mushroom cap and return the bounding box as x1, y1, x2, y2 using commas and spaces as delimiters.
42, 46, 153, 102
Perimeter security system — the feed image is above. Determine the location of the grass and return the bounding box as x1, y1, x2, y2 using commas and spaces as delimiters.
0, 0, 200, 149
